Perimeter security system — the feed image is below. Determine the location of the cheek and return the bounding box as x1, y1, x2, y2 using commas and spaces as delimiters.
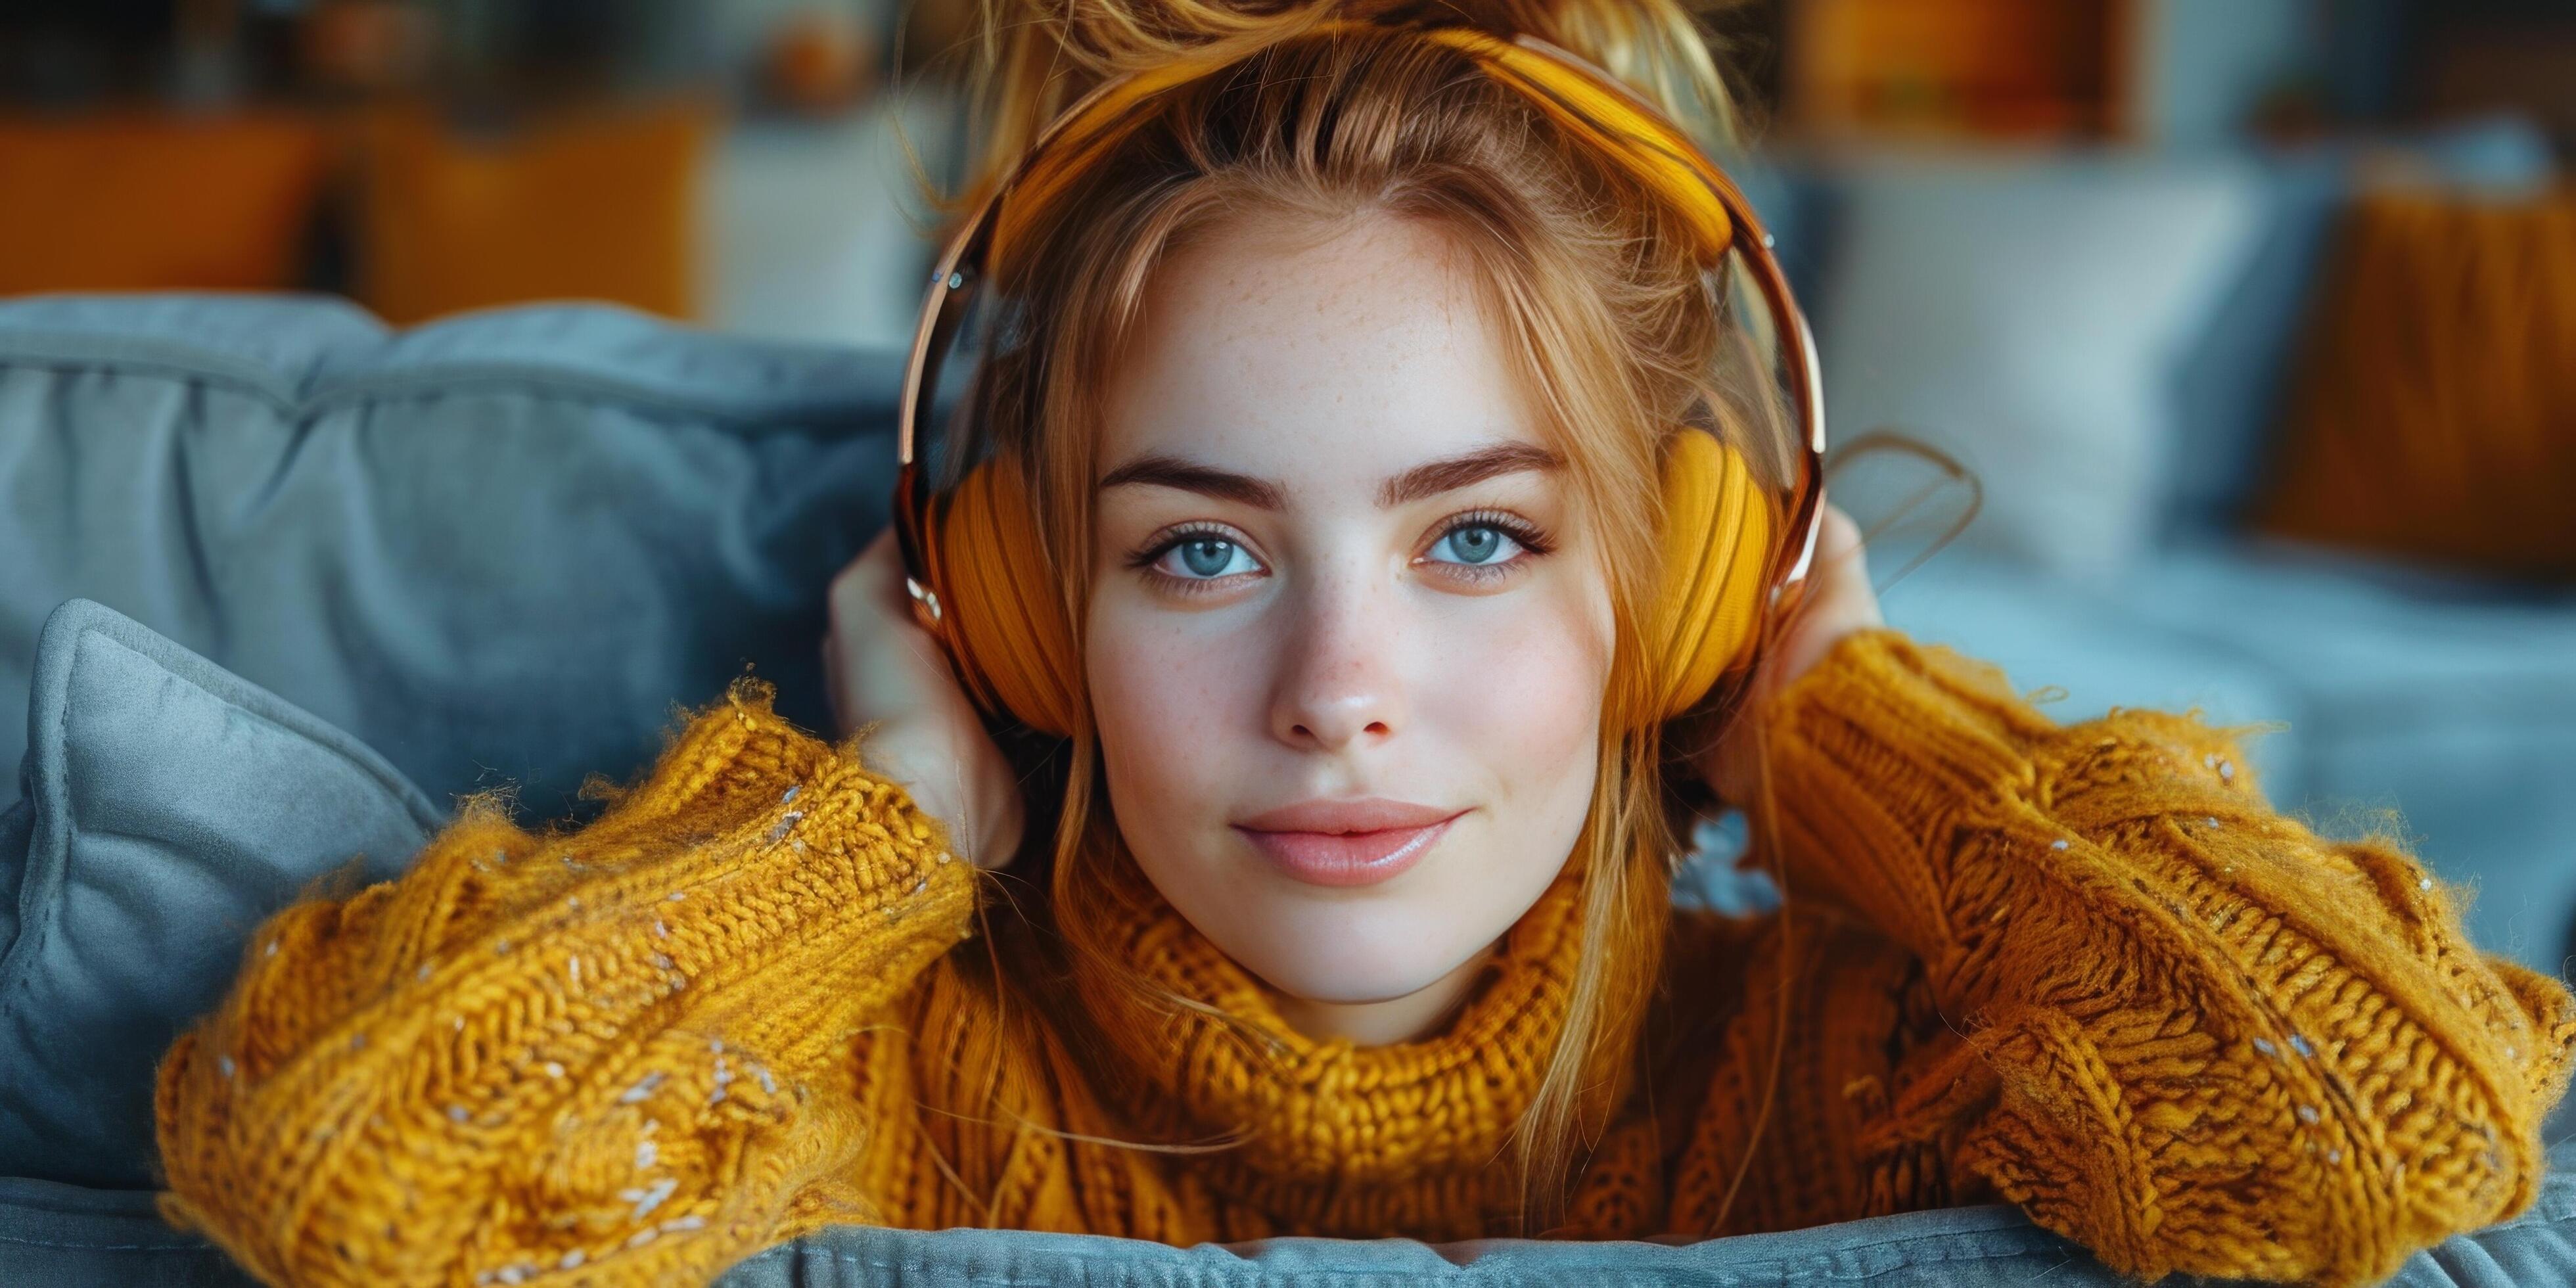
1424, 589, 1614, 794
1085, 605, 1256, 816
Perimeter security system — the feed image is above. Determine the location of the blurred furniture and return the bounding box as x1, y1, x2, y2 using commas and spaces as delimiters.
0, 113, 330, 294
357, 98, 716, 324
1785, 0, 2129, 140
2257, 185, 2576, 579
2418, 5, 2576, 156
757, 8, 879, 116
1741, 118, 2576, 971
0, 88, 947, 343
1772, 0, 2418, 151
3, 292, 2573, 1287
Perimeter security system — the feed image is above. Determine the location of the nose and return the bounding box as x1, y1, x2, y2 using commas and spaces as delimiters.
1268, 566, 1406, 752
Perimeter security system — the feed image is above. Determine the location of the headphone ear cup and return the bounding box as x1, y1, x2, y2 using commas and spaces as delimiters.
937, 459, 1084, 738
1640, 429, 1774, 727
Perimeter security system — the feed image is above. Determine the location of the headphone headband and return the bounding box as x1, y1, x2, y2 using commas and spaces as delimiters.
893, 24, 1828, 730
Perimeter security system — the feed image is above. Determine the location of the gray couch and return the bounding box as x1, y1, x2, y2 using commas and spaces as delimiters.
1, 280, 2570, 1281
1732, 120, 2576, 973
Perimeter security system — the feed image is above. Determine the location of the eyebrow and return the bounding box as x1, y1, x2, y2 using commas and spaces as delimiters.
1095, 441, 1564, 510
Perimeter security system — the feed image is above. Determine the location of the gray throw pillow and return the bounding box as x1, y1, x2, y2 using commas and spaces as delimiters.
0, 294, 906, 821
0, 598, 445, 1188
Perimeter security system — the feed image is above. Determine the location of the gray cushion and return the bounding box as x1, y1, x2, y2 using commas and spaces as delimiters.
0, 293, 904, 820
0, 599, 445, 1188
2, 1137, 2571, 1286
1877, 548, 2312, 795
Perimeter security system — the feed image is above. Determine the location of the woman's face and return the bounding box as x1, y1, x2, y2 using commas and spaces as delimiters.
1088, 210, 1615, 1028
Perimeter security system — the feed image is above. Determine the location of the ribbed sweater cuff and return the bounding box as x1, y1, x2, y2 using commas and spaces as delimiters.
1753, 628, 2057, 958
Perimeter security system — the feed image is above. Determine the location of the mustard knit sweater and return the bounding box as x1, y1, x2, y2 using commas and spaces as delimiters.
153, 629, 2576, 1287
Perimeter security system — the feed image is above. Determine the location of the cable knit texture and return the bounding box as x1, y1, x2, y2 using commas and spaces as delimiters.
154, 630, 2576, 1287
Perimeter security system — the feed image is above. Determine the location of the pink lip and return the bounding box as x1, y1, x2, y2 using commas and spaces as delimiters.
1231, 798, 1465, 888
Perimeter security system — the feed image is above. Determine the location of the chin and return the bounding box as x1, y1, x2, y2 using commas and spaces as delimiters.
1218, 885, 1496, 1006
1245, 955, 1475, 1009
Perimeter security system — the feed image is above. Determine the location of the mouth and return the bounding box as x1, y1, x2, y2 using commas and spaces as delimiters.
1231, 798, 1473, 891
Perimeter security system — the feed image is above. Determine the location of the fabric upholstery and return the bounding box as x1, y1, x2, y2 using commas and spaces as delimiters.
2165, 118, 2556, 529
3, 1138, 2573, 1285
2255, 187, 2576, 578
1758, 120, 2556, 548
1813, 150, 2264, 580
356, 101, 715, 324
0, 114, 331, 295
0, 293, 903, 822
0, 599, 445, 1189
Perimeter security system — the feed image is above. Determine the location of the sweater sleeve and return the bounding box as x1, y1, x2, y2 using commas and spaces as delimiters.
1748, 628, 2576, 1287
152, 679, 978, 1288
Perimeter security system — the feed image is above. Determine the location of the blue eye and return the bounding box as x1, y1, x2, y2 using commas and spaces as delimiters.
1157, 534, 1260, 580
1427, 522, 1521, 566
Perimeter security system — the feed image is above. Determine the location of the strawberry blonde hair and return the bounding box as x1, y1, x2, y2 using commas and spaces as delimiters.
928, 0, 1797, 1230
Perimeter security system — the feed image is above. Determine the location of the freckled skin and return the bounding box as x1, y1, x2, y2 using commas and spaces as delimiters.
1086, 211, 1615, 1040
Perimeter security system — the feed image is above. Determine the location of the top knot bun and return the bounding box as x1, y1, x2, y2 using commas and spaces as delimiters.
959, 0, 1754, 197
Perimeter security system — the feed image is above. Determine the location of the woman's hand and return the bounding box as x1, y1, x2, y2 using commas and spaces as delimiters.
823, 527, 1026, 868
1688, 501, 1884, 806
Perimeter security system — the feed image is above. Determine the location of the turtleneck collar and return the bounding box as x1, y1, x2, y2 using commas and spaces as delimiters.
1063, 839, 1592, 1197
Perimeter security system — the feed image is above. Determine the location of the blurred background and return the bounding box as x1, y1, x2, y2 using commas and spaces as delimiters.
1, 3, 2570, 959
9, 1, 2576, 342
0, 0, 977, 346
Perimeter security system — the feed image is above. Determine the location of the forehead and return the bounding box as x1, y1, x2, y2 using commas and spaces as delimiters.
1097, 211, 1545, 490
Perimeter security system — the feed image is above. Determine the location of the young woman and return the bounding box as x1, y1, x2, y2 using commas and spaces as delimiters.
154, 1, 2571, 1285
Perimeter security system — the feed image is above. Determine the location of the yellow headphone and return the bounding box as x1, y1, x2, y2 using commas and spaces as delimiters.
892, 23, 1827, 741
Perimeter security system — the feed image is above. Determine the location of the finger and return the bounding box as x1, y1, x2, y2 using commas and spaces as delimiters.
1807, 503, 1875, 605
1816, 501, 1865, 568
825, 530, 1026, 868
859, 526, 911, 614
